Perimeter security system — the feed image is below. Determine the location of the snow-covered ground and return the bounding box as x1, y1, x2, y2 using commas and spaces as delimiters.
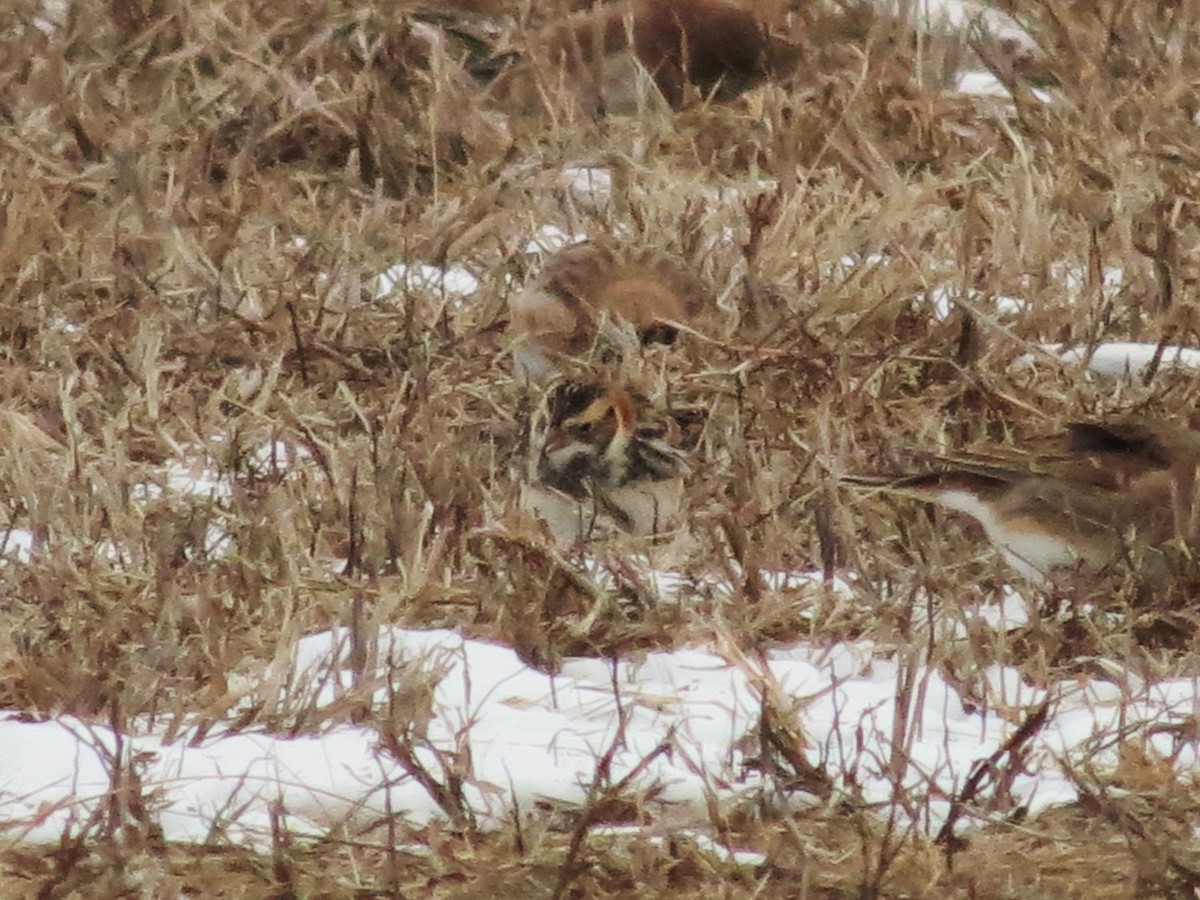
4, 597, 1200, 854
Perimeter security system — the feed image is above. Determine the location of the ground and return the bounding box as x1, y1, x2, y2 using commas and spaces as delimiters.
3, 0, 1200, 896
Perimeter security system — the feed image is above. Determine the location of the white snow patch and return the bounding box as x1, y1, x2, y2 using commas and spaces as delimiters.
7, 609, 1200, 850
589, 824, 768, 867
0, 528, 36, 563
372, 263, 481, 300
560, 165, 614, 212
928, 284, 1028, 320
524, 224, 589, 255
1031, 342, 1200, 377
955, 70, 1052, 104
956, 70, 1011, 98
904, 0, 1037, 52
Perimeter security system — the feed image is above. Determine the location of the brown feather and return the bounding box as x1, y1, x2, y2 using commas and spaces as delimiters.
843, 418, 1200, 580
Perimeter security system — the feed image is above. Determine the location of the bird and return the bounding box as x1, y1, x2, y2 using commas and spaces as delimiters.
844, 419, 1200, 583
521, 382, 688, 544
482, 0, 800, 116
507, 242, 705, 383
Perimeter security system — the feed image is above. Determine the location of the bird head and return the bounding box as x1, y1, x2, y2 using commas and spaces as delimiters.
507, 242, 704, 383
538, 383, 684, 497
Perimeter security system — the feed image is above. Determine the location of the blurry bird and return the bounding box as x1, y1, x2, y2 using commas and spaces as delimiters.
522, 383, 687, 543
483, 0, 800, 116
507, 242, 705, 382
845, 419, 1200, 582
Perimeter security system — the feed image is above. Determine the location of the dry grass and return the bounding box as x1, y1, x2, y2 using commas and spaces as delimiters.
3, 0, 1200, 895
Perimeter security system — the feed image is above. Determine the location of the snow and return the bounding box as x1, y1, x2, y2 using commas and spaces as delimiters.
906, 0, 1038, 53
6, 605, 1200, 852
0, 528, 36, 564
956, 71, 1052, 104
524, 224, 588, 255
372, 262, 481, 300
1050, 342, 1200, 377
956, 70, 1010, 99
589, 825, 769, 867
1011, 341, 1200, 378
928, 284, 1029, 320
560, 165, 614, 213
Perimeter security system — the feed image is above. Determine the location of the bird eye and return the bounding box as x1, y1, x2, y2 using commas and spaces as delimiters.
640, 324, 678, 346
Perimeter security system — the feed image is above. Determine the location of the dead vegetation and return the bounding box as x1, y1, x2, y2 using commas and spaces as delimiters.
3, 0, 1200, 895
